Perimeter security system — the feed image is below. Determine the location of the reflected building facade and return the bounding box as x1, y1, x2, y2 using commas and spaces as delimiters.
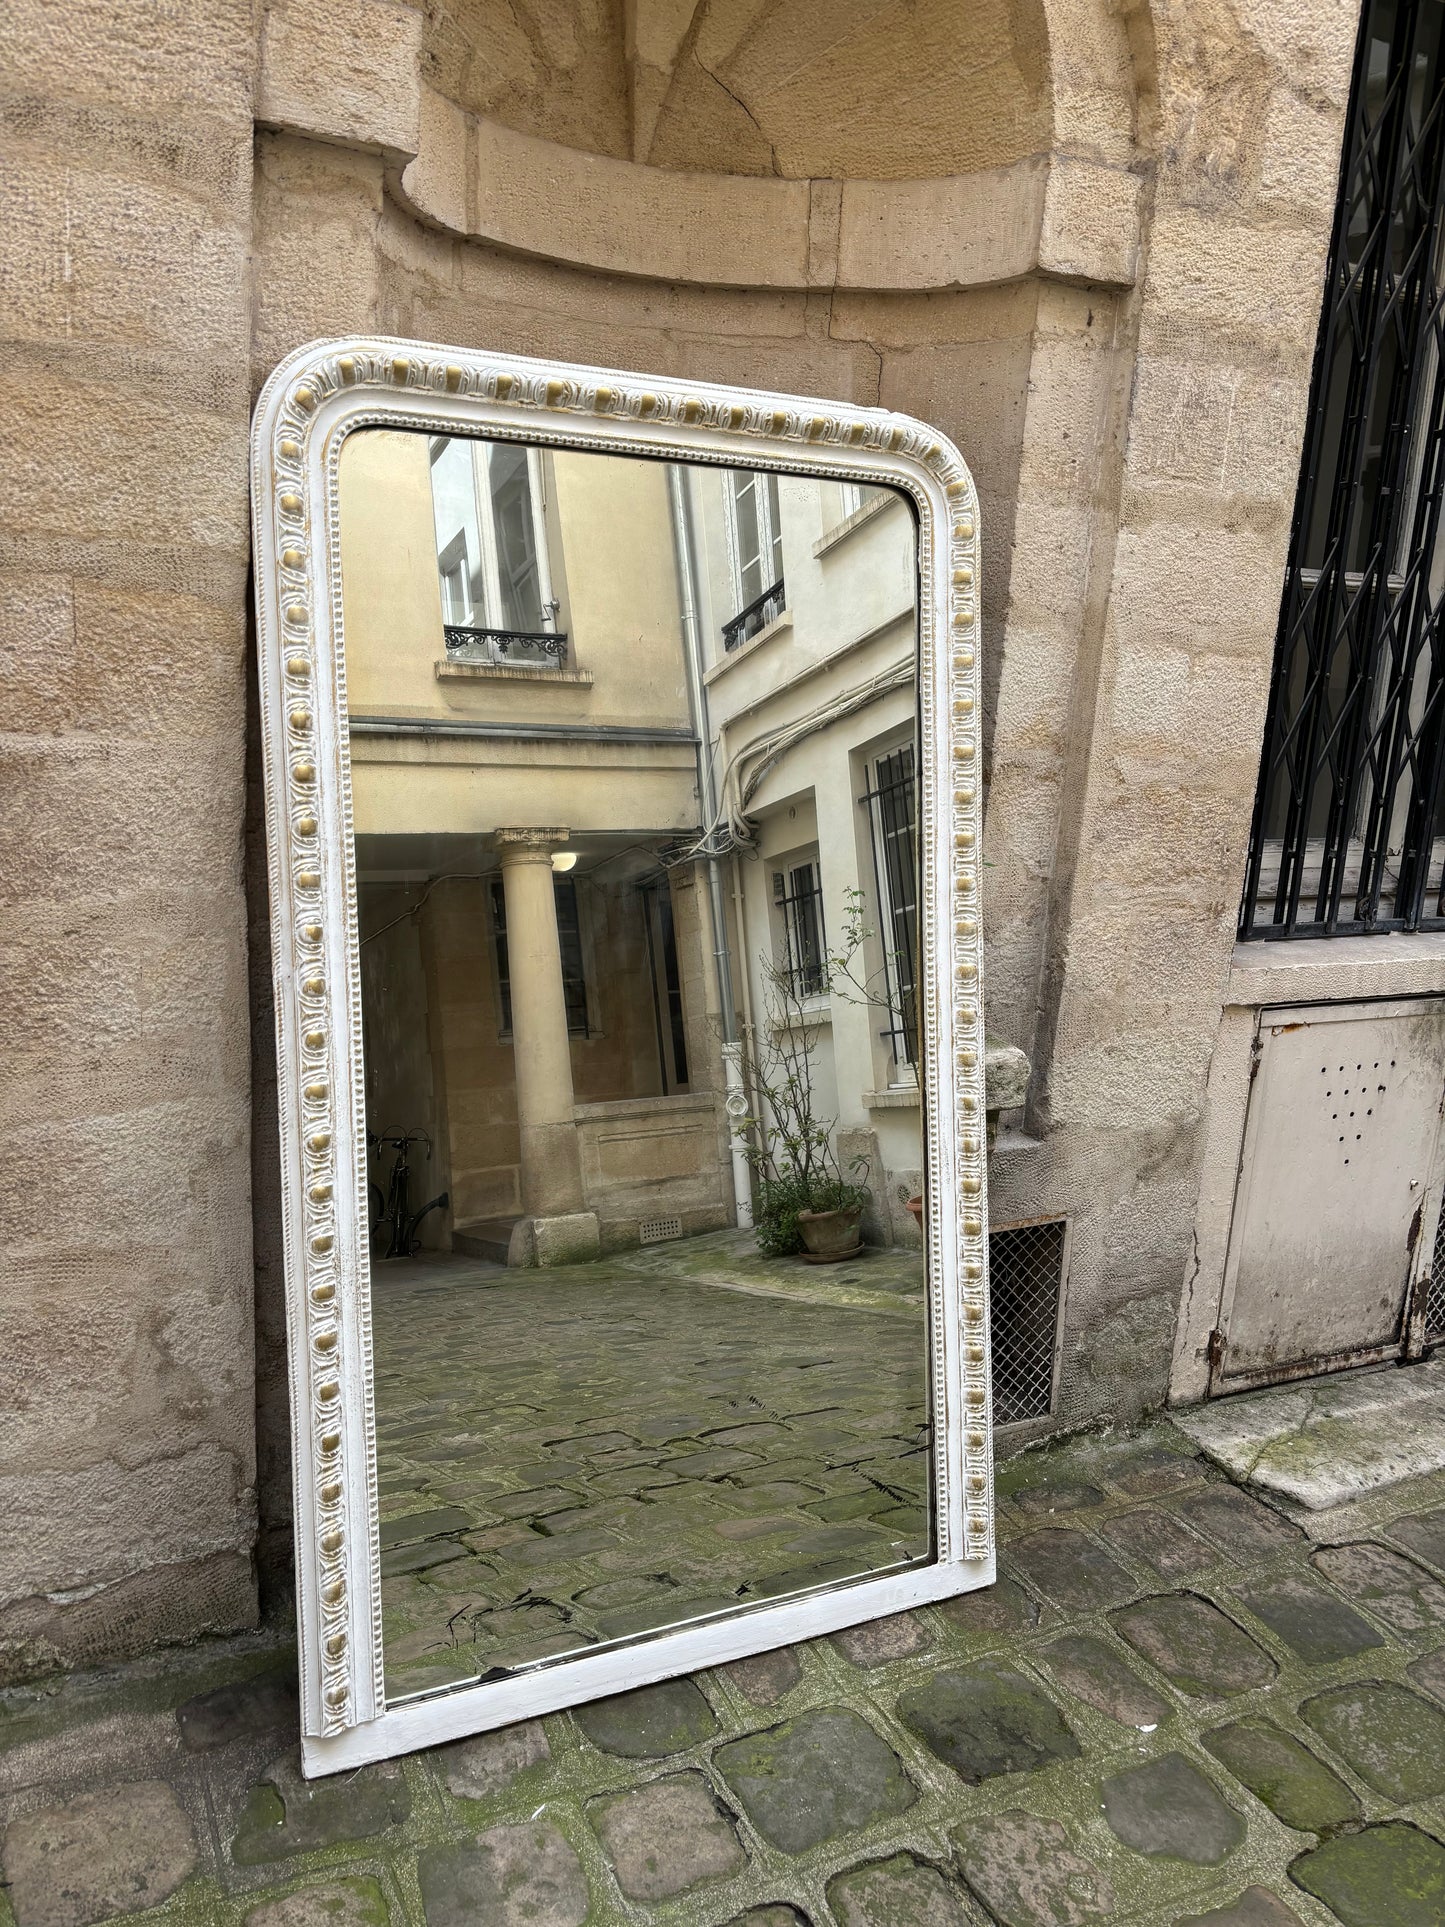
340, 433, 920, 1264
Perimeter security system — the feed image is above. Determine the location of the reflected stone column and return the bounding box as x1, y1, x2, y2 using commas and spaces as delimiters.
496, 828, 599, 1267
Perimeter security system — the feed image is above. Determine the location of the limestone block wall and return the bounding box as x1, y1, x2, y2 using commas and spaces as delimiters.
2, 2, 260, 1675
1, 0, 1369, 1663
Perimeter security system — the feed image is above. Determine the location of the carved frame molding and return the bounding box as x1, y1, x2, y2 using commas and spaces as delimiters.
250, 336, 994, 1775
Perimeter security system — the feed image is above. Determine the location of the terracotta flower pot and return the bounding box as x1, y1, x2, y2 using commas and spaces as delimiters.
797, 1204, 864, 1263
905, 1194, 924, 1228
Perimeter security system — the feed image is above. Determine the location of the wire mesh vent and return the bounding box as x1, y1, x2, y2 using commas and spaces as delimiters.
1426, 1197, 1445, 1338
990, 1217, 1067, 1424
639, 1216, 684, 1246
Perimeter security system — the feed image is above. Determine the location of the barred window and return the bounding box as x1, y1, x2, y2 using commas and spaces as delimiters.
1242, 0, 1445, 937
862, 744, 920, 1081
772, 860, 827, 999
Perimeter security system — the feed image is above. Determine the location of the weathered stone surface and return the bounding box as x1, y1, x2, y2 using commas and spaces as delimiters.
1101, 1507, 1215, 1581
418, 1822, 589, 1927
722, 1910, 809, 1927
1202, 1718, 1360, 1835
827, 1852, 978, 1925
231, 1751, 410, 1864
1111, 1594, 1276, 1696
1, 1780, 199, 1927
1110, 1448, 1206, 1497
1172, 1367, 1445, 1512
952, 1808, 1115, 1925
1100, 1753, 1244, 1865
1300, 1681, 1445, 1801
1233, 1571, 1384, 1664
1405, 1643, 1445, 1702
939, 1576, 1039, 1637
1177, 1889, 1303, 1926
1008, 1530, 1135, 1611
1389, 1505, 1445, 1570
1290, 1822, 1445, 1927
721, 1647, 801, 1705
897, 1659, 1080, 1782
1176, 1487, 1302, 1559
715, 1707, 915, 1854
1012, 1483, 1106, 1518
1311, 1541, 1445, 1636
245, 1878, 391, 1927
589, 1771, 745, 1901
434, 1718, 549, 1800
378, 1506, 476, 1547
573, 1678, 718, 1757
177, 1668, 299, 1750
1039, 1632, 1172, 1730
831, 1611, 930, 1668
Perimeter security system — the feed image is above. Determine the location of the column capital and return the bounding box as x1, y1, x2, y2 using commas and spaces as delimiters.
496, 827, 571, 865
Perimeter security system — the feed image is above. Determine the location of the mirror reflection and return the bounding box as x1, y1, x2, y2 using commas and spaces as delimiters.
338, 429, 927, 1702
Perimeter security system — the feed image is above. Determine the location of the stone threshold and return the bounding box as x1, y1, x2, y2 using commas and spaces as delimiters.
1171, 1353, 1445, 1514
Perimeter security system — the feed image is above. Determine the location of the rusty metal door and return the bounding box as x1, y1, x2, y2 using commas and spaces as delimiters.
1212, 997, 1445, 1393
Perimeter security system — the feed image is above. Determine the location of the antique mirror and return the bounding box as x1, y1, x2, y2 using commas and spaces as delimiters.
252, 340, 992, 1773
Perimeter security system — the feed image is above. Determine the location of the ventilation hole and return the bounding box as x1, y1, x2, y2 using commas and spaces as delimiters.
990, 1218, 1067, 1426
639, 1216, 684, 1245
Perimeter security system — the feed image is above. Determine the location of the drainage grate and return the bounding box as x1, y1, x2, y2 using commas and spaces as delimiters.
989, 1217, 1067, 1425
1427, 1198, 1445, 1339
639, 1216, 684, 1245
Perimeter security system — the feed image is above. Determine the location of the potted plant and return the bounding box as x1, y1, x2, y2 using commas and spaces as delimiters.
743, 920, 872, 1262
797, 1173, 870, 1262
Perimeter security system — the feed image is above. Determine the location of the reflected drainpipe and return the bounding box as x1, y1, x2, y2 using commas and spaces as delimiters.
667, 462, 754, 1230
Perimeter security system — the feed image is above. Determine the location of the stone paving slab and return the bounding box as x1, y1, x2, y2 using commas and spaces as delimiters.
1171, 1358, 1445, 1511
7, 1417, 1445, 1924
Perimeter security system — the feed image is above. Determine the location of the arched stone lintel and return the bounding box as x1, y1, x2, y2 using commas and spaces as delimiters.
395, 89, 1142, 293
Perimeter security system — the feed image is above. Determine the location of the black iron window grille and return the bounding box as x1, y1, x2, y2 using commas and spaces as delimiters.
444, 626, 568, 669
722, 580, 786, 652
490, 876, 590, 1037
773, 861, 827, 998
1242, 0, 1445, 938
860, 744, 920, 1076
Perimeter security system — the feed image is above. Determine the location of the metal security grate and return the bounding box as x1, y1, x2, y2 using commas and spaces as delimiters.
1427, 1194, 1445, 1334
1241, 0, 1445, 938
990, 1218, 1067, 1424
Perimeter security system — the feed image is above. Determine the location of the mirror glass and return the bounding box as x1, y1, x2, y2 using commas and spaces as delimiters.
337, 430, 927, 1704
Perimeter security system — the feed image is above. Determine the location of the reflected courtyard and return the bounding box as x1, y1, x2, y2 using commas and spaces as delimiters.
375, 1230, 929, 1700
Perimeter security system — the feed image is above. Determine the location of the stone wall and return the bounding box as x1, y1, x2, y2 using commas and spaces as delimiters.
2, 1, 261, 1674
3, 0, 1365, 1664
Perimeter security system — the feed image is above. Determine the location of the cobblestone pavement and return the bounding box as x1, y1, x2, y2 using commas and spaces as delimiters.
6, 1407, 1445, 1923
374, 1236, 930, 1698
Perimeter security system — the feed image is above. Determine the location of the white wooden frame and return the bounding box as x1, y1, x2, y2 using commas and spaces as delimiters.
250, 337, 994, 1776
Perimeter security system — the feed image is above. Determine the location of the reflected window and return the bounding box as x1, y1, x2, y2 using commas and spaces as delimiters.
863, 744, 919, 1081
773, 857, 827, 998
837, 481, 885, 522
438, 532, 470, 624
430, 436, 562, 669
491, 875, 590, 1037
642, 882, 690, 1092
723, 470, 785, 650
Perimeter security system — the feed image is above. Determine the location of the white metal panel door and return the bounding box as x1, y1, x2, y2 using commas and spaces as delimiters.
1217, 998, 1445, 1388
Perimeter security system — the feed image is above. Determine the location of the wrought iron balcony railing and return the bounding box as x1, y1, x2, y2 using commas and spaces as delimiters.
443, 625, 569, 669
721, 580, 785, 652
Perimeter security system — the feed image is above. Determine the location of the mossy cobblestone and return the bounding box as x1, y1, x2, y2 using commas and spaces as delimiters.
4, 1413, 1445, 1924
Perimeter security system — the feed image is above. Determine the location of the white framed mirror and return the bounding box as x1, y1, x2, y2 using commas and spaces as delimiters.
251, 339, 993, 1775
